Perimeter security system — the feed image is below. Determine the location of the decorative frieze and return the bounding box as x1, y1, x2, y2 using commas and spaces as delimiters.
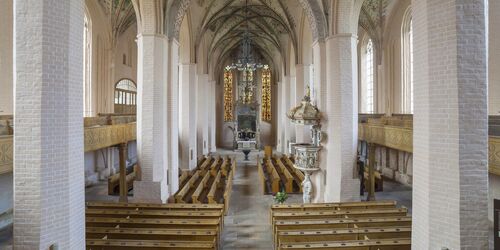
0, 136, 13, 174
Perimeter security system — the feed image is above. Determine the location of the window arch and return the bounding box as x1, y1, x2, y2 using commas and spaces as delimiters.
114, 79, 137, 114
401, 7, 413, 114
361, 38, 375, 113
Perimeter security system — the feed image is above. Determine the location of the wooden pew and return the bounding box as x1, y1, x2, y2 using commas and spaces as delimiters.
223, 167, 234, 214
278, 238, 411, 250
85, 217, 220, 230
107, 165, 137, 195
175, 170, 201, 203
86, 201, 225, 212
271, 200, 397, 213
265, 159, 281, 193
277, 226, 411, 243
207, 171, 222, 204
87, 228, 217, 243
282, 155, 305, 189
209, 157, 222, 176
192, 170, 212, 204
85, 209, 222, 220
257, 161, 268, 194
273, 157, 295, 193
86, 238, 216, 250
179, 170, 191, 188
272, 208, 408, 228
273, 216, 412, 246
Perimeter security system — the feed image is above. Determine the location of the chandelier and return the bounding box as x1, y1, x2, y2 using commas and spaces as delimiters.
225, 0, 264, 72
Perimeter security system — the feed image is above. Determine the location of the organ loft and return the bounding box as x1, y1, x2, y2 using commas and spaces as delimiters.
0, 0, 498, 249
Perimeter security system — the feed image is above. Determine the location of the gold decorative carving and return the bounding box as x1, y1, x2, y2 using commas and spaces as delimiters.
358, 124, 413, 153
0, 136, 13, 174
84, 123, 137, 152
224, 69, 234, 121
489, 136, 500, 175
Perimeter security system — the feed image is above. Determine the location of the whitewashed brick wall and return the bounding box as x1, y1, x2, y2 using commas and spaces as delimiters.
14, 0, 85, 248
323, 34, 360, 202
412, 0, 489, 248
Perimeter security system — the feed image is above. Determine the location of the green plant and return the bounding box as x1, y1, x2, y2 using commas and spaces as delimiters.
274, 190, 288, 204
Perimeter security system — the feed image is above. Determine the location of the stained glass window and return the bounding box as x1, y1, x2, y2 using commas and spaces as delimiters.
365, 39, 374, 113
261, 67, 271, 121
224, 69, 234, 121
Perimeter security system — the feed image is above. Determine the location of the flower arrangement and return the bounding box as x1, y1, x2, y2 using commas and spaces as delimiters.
274, 190, 288, 204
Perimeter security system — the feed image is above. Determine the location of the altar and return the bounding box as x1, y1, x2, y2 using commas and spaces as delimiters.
235, 100, 259, 151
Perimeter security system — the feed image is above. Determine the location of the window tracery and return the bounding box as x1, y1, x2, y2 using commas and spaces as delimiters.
114, 79, 137, 114
261, 67, 272, 122
224, 68, 234, 121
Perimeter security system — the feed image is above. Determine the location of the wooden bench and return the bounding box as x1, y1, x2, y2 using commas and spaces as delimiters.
282, 155, 304, 190
87, 227, 217, 242
264, 158, 281, 193
86, 201, 225, 212
257, 161, 268, 194
86, 238, 216, 250
175, 170, 201, 203
223, 167, 234, 214
192, 170, 212, 204
273, 157, 295, 193
107, 165, 137, 195
85, 209, 222, 220
277, 226, 411, 243
207, 171, 222, 204
278, 238, 411, 250
271, 200, 397, 213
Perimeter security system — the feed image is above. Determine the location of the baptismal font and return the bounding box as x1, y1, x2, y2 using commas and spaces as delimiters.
287, 86, 322, 203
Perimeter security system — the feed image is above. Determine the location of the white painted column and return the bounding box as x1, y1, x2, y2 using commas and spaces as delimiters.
281, 76, 292, 153
276, 81, 283, 152
209, 80, 217, 152
294, 64, 312, 143
312, 41, 326, 203
179, 63, 198, 170
289, 76, 297, 143
490, 0, 500, 114
14, 0, 85, 248
167, 39, 180, 194
134, 33, 169, 203
0, 0, 13, 115
323, 34, 360, 202
412, 0, 488, 248
197, 74, 209, 156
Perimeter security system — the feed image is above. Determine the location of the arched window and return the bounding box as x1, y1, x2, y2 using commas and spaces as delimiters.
223, 68, 234, 121
83, 11, 92, 117
402, 8, 413, 113
114, 79, 137, 114
261, 66, 272, 121
364, 39, 375, 113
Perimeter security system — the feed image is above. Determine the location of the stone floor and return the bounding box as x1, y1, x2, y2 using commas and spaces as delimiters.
0, 149, 430, 249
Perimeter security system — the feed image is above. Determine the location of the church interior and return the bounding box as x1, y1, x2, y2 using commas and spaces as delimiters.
0, 0, 498, 249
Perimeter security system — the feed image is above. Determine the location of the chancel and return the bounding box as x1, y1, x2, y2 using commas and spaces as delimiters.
0, 0, 499, 249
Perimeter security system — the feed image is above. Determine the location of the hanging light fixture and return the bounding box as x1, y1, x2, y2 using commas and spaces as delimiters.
227, 0, 265, 72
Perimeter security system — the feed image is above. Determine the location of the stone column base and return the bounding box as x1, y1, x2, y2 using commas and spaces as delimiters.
133, 180, 168, 203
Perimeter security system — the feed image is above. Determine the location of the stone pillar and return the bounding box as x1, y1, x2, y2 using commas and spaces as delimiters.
134, 33, 169, 203
197, 74, 209, 156
312, 41, 326, 203
412, 0, 488, 248
179, 63, 198, 170
14, 0, 85, 248
281, 76, 292, 153
294, 64, 312, 143
276, 81, 284, 152
209, 80, 217, 153
167, 39, 180, 194
0, 0, 13, 115
323, 34, 359, 202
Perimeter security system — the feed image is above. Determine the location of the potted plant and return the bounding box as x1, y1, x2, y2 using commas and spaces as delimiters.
274, 190, 288, 204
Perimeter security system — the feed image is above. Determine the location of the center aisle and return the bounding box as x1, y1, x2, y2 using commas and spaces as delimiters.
218, 150, 301, 249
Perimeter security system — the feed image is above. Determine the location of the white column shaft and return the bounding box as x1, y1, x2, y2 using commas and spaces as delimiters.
179, 64, 198, 170
134, 34, 169, 203
324, 34, 359, 202
14, 0, 85, 248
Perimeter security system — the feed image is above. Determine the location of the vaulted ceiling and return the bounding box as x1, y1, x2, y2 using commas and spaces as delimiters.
98, 0, 136, 42
192, 0, 302, 72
